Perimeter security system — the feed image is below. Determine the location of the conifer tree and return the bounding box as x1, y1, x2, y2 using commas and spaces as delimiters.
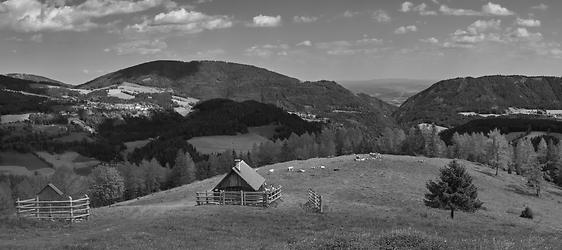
170, 150, 196, 187
424, 160, 483, 219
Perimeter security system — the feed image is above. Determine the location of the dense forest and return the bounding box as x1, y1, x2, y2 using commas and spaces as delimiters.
439, 117, 562, 144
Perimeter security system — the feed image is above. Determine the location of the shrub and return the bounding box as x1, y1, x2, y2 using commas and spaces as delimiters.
377, 228, 448, 250
520, 207, 534, 219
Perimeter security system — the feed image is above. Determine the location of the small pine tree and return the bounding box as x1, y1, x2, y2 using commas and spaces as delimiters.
424, 160, 483, 219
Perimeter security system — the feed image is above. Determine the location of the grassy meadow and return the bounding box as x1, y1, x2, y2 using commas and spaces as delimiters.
1, 155, 562, 249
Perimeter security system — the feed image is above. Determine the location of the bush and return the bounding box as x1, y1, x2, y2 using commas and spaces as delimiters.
520, 207, 534, 219
377, 228, 448, 250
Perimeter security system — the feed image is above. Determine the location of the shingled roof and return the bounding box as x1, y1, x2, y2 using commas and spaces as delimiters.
213, 160, 265, 191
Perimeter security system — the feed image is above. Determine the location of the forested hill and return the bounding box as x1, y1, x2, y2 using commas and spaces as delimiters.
395, 75, 562, 127
78, 60, 396, 133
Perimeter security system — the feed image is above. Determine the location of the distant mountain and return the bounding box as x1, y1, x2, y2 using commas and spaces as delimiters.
339, 79, 434, 106
5, 73, 70, 87
395, 75, 562, 127
79, 60, 397, 132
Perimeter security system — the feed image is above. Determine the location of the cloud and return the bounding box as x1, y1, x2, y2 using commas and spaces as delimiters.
245, 44, 289, 58
467, 19, 501, 34
293, 16, 318, 23
105, 39, 168, 55
401, 2, 437, 16
126, 8, 232, 34
0, 0, 173, 32
296, 40, 312, 46
516, 18, 541, 27
372, 10, 391, 23
394, 25, 417, 34
249, 15, 282, 27
343, 10, 359, 18
315, 37, 383, 55
30, 33, 42, 43
482, 2, 514, 16
439, 2, 514, 16
400, 2, 414, 12
531, 4, 548, 11
420, 37, 439, 44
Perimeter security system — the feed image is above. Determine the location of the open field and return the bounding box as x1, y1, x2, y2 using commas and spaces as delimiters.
35, 151, 99, 176
0, 152, 52, 176
1, 155, 562, 249
188, 133, 270, 154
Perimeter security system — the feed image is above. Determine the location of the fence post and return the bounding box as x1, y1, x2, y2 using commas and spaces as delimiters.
69, 196, 73, 223
85, 194, 90, 221
16, 198, 19, 218
35, 196, 39, 218
241, 190, 244, 206
221, 190, 225, 205
319, 195, 323, 213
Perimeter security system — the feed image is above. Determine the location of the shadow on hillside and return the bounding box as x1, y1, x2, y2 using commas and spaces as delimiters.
505, 184, 536, 197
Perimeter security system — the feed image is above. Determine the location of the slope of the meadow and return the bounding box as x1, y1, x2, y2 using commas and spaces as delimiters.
2, 155, 562, 249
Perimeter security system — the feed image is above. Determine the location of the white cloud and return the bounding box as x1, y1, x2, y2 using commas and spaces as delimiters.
372, 10, 391, 23
316, 37, 383, 55
420, 37, 439, 44
296, 40, 312, 46
516, 18, 541, 27
400, 2, 414, 12
439, 5, 481, 16
106, 39, 168, 55
394, 25, 417, 34
126, 8, 232, 34
245, 44, 289, 58
467, 19, 501, 34
293, 16, 318, 23
482, 2, 514, 16
531, 4, 548, 11
30, 33, 42, 43
250, 15, 282, 27
439, 2, 514, 17
0, 0, 173, 32
343, 10, 359, 18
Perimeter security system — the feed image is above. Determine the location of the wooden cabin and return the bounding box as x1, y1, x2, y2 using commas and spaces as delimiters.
37, 183, 66, 201
213, 160, 265, 192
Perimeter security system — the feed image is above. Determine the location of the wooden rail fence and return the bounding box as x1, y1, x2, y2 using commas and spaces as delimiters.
16, 195, 90, 222
308, 189, 323, 213
196, 186, 282, 207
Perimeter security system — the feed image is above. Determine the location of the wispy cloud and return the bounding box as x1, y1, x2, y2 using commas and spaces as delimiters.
531, 4, 548, 11
400, 2, 437, 16
245, 44, 289, 57
125, 8, 232, 34
249, 15, 282, 27
0, 0, 174, 32
394, 25, 418, 34
372, 10, 391, 23
105, 39, 168, 55
516, 18, 541, 27
316, 37, 383, 55
439, 2, 514, 17
293, 16, 318, 23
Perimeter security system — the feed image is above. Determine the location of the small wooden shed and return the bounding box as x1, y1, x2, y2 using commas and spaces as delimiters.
37, 183, 66, 201
213, 160, 265, 192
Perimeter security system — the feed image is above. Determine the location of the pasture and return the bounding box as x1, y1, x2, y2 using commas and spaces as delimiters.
35, 151, 99, 176
188, 133, 270, 154
2, 155, 562, 249
0, 152, 52, 176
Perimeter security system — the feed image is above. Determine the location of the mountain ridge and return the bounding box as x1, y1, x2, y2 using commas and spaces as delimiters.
395, 75, 562, 127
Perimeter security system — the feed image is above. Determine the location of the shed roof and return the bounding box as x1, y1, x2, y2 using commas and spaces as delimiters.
214, 160, 265, 191
38, 183, 65, 196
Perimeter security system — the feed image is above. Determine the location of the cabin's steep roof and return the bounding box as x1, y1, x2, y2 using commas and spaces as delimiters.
214, 160, 265, 191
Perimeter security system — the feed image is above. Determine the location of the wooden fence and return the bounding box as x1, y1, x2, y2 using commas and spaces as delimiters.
308, 189, 323, 213
196, 186, 282, 207
16, 195, 90, 222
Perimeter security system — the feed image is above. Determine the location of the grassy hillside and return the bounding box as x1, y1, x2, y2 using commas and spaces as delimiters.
2, 155, 561, 249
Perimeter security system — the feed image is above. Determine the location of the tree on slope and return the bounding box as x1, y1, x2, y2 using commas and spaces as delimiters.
424, 160, 483, 219
169, 150, 196, 187
88, 165, 125, 207
487, 129, 510, 176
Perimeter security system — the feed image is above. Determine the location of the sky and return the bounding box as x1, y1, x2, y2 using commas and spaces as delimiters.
1, 0, 561, 85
